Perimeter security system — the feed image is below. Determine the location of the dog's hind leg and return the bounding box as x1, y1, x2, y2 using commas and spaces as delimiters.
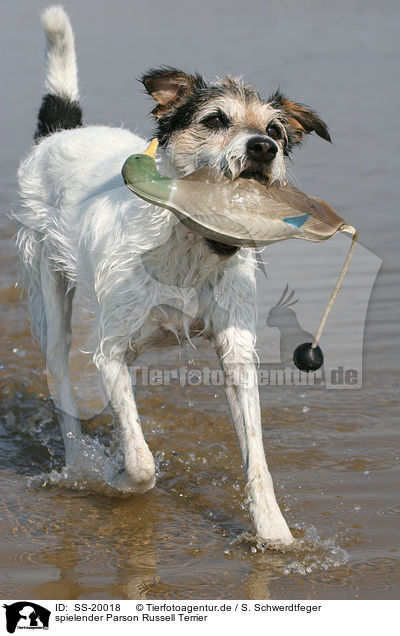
211, 308, 294, 545
39, 248, 82, 464
18, 228, 84, 462
94, 354, 156, 493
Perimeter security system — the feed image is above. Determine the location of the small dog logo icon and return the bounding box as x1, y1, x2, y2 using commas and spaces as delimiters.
3, 602, 50, 634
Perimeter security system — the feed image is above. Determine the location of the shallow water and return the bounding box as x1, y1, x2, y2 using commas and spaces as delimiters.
1, 0, 399, 600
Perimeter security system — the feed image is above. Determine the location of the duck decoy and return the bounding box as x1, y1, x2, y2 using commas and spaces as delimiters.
122, 138, 350, 247
122, 139, 358, 372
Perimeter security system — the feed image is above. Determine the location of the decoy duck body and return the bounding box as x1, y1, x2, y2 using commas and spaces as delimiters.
122, 138, 348, 248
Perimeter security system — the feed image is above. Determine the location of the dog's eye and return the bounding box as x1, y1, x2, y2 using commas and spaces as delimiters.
266, 123, 282, 139
201, 113, 229, 130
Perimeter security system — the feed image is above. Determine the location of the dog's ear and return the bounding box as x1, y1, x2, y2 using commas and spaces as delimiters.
141, 67, 205, 118
270, 90, 331, 149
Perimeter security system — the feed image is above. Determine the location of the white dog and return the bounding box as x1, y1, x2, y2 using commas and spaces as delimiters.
15, 6, 331, 545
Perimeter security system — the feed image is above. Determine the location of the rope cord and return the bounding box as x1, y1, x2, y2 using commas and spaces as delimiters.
312, 224, 358, 349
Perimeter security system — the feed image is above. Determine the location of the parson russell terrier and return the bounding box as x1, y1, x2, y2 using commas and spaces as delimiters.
15, 6, 331, 545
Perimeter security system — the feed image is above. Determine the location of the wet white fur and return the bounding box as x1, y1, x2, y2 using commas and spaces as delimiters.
15, 6, 293, 545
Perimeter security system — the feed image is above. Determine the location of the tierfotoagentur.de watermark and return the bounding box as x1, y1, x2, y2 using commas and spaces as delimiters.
129, 364, 359, 388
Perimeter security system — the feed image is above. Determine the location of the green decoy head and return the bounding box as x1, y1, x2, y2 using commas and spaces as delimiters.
122, 138, 176, 207
122, 138, 161, 185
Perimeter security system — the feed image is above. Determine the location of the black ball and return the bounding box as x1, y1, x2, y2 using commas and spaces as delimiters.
293, 342, 324, 372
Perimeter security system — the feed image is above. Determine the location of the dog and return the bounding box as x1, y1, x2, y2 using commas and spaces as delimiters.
15, 6, 331, 546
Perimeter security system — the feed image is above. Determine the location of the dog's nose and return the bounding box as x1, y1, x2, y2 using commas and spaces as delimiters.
247, 137, 278, 162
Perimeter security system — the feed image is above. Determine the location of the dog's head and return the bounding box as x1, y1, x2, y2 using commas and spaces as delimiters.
141, 67, 331, 184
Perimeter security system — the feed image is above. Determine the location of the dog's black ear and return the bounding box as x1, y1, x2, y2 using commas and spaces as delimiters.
270, 90, 331, 150
141, 67, 205, 118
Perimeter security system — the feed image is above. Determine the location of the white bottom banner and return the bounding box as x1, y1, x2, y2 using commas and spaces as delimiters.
1, 599, 398, 635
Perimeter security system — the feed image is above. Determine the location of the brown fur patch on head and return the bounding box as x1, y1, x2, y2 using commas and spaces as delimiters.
269, 90, 331, 150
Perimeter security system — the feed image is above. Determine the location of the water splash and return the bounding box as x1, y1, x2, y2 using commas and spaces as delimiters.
27, 434, 126, 496
228, 524, 348, 575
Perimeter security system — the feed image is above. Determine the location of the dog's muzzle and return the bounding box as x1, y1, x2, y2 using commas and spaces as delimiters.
238, 135, 279, 181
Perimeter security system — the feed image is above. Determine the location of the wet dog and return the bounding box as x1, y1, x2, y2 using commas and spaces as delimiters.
15, 6, 331, 545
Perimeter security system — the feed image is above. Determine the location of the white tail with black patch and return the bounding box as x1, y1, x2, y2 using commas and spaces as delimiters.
35, 5, 82, 140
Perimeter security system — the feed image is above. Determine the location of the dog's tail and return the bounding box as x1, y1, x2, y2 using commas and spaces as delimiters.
34, 6, 82, 141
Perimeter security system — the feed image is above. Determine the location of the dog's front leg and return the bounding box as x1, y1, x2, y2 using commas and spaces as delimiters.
213, 326, 294, 545
95, 354, 156, 493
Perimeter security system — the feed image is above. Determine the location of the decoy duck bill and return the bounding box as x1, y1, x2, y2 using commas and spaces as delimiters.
143, 138, 159, 158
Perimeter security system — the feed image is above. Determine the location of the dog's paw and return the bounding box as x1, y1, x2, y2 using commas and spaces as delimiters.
250, 498, 294, 545
255, 519, 294, 546
110, 468, 156, 494
253, 509, 294, 545
111, 446, 156, 493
